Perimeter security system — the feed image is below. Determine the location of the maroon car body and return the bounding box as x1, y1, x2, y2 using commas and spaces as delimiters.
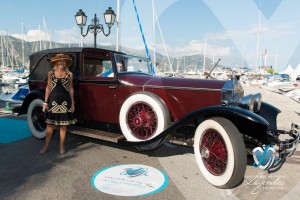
19, 47, 300, 189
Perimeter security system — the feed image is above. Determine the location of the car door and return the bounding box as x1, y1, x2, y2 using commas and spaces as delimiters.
74, 57, 118, 123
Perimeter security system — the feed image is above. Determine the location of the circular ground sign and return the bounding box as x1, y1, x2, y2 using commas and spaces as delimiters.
91, 164, 169, 196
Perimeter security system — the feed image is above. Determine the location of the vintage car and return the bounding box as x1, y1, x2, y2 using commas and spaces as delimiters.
19, 47, 300, 189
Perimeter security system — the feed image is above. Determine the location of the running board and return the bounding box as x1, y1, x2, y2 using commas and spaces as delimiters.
69, 126, 125, 143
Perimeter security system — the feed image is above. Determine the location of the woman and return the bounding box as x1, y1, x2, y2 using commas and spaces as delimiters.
39, 53, 77, 155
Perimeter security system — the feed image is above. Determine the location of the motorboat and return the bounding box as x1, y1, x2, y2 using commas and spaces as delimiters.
8, 85, 29, 104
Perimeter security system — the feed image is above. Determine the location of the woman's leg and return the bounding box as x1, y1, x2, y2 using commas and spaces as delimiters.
39, 124, 55, 155
59, 125, 67, 154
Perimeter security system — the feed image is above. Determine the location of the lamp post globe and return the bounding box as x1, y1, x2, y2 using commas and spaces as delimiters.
104, 7, 116, 27
75, 7, 115, 48
75, 9, 87, 29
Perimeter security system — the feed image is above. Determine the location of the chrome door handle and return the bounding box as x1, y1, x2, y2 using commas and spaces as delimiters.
109, 85, 116, 89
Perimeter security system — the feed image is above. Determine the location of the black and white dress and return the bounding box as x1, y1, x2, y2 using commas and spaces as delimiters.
45, 70, 77, 126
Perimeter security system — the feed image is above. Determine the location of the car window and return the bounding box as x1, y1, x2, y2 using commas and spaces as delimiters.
101, 60, 114, 77
114, 54, 153, 76
83, 64, 96, 77
82, 56, 113, 77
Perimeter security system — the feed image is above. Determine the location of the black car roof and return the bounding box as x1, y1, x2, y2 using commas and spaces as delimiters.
29, 47, 123, 59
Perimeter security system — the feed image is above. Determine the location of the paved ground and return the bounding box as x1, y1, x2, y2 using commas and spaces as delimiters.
0, 84, 299, 200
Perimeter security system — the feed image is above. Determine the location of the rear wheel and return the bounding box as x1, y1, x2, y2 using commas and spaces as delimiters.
119, 92, 170, 142
194, 117, 246, 188
27, 99, 47, 139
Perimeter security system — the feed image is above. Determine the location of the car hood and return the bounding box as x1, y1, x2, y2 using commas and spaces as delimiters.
119, 74, 227, 90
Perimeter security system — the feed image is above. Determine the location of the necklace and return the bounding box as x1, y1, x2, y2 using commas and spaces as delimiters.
56, 70, 65, 78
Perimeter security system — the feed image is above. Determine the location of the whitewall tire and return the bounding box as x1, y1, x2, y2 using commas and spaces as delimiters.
27, 99, 47, 139
194, 117, 246, 188
119, 92, 170, 142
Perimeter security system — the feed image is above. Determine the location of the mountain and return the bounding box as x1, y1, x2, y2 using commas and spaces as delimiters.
0, 35, 227, 72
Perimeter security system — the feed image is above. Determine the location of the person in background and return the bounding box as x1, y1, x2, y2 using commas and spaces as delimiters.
116, 62, 123, 72
101, 62, 124, 77
95, 64, 104, 77
39, 53, 77, 155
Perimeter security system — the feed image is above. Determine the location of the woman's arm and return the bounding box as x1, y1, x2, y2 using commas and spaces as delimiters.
43, 71, 51, 111
68, 72, 75, 111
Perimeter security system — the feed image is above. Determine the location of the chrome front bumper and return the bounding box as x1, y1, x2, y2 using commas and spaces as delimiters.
276, 123, 300, 158
253, 123, 300, 170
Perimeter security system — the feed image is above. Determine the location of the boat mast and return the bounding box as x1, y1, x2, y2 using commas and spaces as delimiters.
49, 29, 52, 49
116, 0, 120, 51
275, 46, 278, 72
68, 34, 71, 48
43, 15, 50, 49
184, 46, 186, 74
6, 31, 14, 67
22, 20, 25, 68
39, 25, 42, 51
1, 34, 3, 68
255, 1, 261, 70
203, 39, 206, 72
154, 9, 172, 72
152, 0, 156, 71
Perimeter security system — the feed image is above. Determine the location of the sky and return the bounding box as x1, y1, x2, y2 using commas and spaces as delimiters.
1, 0, 300, 71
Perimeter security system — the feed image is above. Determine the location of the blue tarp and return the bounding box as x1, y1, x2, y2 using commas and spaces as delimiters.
0, 118, 31, 144
265, 74, 290, 79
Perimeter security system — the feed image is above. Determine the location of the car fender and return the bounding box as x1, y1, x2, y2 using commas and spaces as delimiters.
131, 105, 270, 151
257, 101, 281, 130
18, 90, 45, 115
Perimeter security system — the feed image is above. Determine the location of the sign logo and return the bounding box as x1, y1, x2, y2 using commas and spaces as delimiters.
253, 145, 277, 170
91, 164, 168, 196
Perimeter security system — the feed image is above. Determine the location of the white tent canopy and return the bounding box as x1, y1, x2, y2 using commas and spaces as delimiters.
280, 64, 294, 74
291, 64, 300, 81
294, 63, 300, 74
280, 64, 298, 81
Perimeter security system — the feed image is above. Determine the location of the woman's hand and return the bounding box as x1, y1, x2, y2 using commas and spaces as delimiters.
42, 103, 48, 112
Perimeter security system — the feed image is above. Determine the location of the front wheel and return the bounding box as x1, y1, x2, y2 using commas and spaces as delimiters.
194, 117, 246, 188
27, 99, 47, 139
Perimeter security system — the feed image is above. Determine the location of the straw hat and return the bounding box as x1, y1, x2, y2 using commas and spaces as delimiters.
50, 53, 73, 68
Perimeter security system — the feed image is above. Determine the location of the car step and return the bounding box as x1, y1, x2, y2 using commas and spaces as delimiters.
69, 126, 125, 143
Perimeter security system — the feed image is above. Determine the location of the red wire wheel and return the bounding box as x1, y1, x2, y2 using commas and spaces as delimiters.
126, 102, 158, 139
119, 92, 170, 142
200, 129, 228, 175
193, 118, 247, 188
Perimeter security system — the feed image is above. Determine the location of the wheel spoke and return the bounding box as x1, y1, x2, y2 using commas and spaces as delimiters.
200, 129, 228, 175
127, 102, 158, 139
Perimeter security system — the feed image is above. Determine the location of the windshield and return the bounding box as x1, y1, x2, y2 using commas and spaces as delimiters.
114, 54, 154, 76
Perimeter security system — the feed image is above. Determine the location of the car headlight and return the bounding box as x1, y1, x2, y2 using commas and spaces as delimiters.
222, 80, 244, 105
253, 93, 262, 111
237, 94, 255, 111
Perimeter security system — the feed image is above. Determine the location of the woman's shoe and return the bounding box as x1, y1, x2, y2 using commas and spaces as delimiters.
39, 146, 48, 155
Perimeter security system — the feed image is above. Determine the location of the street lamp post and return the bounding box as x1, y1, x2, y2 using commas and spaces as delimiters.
75, 7, 116, 48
